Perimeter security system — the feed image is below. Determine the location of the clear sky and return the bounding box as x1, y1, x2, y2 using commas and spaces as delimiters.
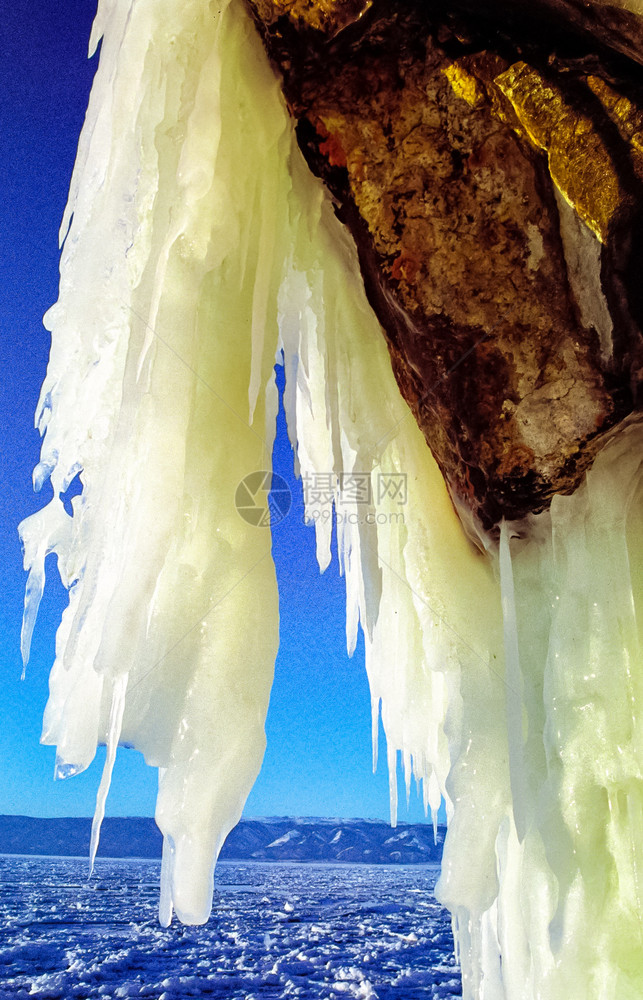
0, 0, 440, 826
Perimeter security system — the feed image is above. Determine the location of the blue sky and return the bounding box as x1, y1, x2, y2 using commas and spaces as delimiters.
0, 0, 438, 826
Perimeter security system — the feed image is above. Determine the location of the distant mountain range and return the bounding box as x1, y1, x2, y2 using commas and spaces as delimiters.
0, 815, 445, 865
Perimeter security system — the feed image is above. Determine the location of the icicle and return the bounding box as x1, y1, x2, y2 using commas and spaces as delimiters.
499, 521, 528, 842
159, 833, 175, 929
371, 694, 380, 774
23, 0, 290, 925
388, 745, 399, 828
89, 673, 128, 875
403, 749, 412, 809
28, 0, 438, 929
429, 771, 441, 842
19, 499, 73, 669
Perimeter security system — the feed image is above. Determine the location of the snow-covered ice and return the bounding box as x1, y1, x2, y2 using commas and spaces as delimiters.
0, 856, 460, 998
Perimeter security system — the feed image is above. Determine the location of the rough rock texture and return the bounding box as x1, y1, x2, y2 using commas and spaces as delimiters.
247, 0, 643, 530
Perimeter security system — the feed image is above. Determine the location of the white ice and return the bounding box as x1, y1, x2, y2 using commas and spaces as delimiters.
19, 0, 643, 996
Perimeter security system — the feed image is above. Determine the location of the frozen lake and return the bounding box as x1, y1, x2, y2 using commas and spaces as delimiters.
0, 856, 461, 999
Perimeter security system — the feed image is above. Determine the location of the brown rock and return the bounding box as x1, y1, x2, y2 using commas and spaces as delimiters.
247, 0, 643, 530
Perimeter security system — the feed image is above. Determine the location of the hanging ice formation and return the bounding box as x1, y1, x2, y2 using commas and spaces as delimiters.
19, 0, 643, 995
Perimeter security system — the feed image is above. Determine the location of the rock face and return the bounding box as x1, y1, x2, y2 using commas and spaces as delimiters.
247, 0, 643, 530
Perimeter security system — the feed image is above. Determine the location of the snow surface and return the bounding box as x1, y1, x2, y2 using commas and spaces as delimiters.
0, 856, 460, 999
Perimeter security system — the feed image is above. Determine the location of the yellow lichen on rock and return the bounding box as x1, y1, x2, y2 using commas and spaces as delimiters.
495, 61, 627, 243
249, 0, 372, 34
585, 74, 643, 178
442, 63, 485, 107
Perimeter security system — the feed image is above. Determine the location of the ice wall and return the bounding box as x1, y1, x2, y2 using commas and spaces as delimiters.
487, 425, 643, 1000
20, 0, 643, 994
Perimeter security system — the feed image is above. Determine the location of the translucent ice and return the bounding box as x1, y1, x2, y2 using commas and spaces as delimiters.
20, 0, 643, 995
